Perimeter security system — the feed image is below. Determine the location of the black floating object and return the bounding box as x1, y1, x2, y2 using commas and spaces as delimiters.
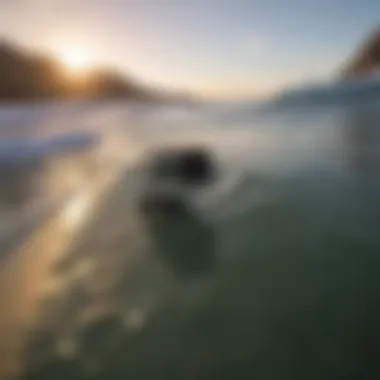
150, 147, 216, 186
177, 148, 215, 185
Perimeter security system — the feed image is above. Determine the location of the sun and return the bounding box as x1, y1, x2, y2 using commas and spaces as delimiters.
58, 46, 93, 72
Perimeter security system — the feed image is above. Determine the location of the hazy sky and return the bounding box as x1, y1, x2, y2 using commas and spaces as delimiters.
1, 0, 380, 98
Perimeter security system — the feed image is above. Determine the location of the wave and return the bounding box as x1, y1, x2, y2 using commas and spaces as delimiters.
273, 73, 380, 108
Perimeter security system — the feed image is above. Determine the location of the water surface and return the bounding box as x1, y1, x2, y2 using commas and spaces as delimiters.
1, 91, 380, 379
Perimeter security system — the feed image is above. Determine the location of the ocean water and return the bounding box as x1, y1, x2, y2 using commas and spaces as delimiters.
1, 84, 380, 379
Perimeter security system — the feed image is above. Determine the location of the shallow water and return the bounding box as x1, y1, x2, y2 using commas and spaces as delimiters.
1, 96, 380, 379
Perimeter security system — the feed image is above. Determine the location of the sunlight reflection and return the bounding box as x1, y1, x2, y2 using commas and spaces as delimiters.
61, 192, 93, 231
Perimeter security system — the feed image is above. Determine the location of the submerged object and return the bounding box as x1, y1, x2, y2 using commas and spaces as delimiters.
138, 145, 217, 217
138, 189, 190, 217
141, 190, 216, 277
137, 146, 217, 276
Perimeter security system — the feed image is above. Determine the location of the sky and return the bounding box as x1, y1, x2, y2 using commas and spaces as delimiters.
0, 0, 380, 98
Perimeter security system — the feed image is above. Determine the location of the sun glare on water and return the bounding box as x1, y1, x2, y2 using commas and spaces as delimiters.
62, 191, 93, 231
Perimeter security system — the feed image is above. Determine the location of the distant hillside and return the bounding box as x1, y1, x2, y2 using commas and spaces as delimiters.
342, 27, 380, 79
0, 39, 156, 101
